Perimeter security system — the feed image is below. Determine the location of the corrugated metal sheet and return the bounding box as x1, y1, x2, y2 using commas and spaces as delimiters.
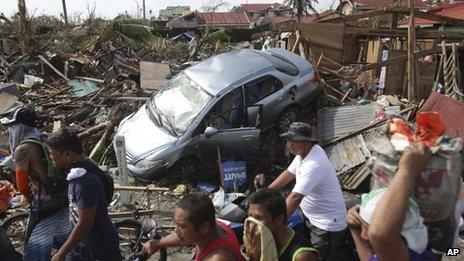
324, 134, 371, 175
317, 104, 400, 142
341, 162, 371, 190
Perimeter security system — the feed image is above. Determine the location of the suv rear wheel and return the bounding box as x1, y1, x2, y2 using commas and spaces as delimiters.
277, 106, 298, 131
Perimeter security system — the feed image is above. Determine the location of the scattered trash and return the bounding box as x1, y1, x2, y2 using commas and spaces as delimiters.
212, 187, 246, 211
23, 75, 44, 88
172, 184, 188, 197
68, 79, 100, 97
196, 182, 218, 194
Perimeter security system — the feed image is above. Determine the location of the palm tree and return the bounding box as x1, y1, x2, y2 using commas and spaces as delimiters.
283, 0, 319, 23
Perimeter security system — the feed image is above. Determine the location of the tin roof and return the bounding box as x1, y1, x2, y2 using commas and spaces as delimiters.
418, 92, 464, 140
317, 104, 400, 142
350, 0, 426, 9
399, 1, 464, 25
341, 161, 371, 190
324, 134, 371, 175
241, 3, 284, 12
197, 12, 250, 26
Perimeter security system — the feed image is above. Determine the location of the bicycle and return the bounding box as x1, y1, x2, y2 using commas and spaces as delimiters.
113, 205, 168, 261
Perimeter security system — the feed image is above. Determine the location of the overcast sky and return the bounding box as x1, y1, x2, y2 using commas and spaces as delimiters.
1, 0, 336, 20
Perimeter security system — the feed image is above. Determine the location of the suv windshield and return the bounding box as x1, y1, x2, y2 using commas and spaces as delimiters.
149, 72, 212, 136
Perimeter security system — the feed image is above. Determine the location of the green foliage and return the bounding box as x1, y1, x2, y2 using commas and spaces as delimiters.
206, 28, 232, 43
283, 0, 318, 22
98, 18, 155, 49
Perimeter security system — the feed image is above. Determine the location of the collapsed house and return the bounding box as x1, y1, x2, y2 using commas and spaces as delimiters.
281, 1, 464, 191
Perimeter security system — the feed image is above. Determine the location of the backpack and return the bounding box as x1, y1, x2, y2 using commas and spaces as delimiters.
20, 138, 68, 198
69, 159, 114, 205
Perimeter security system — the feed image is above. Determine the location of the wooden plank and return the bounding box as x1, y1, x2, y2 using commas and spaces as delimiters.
139, 61, 170, 91
359, 47, 441, 71
416, 60, 437, 100
299, 23, 344, 70
318, 9, 388, 23
385, 50, 407, 95
38, 55, 70, 81
408, 0, 417, 101
114, 184, 170, 192
344, 26, 464, 39
291, 35, 301, 53
414, 10, 464, 27
366, 39, 381, 64
109, 209, 155, 219
75, 76, 105, 83
318, 7, 464, 27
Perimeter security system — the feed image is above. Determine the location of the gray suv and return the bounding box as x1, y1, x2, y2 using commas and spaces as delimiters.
115, 48, 320, 182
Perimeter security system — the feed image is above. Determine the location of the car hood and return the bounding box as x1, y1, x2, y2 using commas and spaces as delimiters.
116, 104, 177, 159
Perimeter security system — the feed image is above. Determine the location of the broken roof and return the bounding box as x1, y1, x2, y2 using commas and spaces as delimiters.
324, 134, 371, 175
252, 14, 317, 25
348, 0, 426, 8
401, 1, 464, 25
317, 104, 400, 142
240, 3, 284, 12
197, 12, 250, 26
418, 92, 464, 140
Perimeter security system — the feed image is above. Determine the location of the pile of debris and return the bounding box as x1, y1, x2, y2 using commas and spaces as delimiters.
277, 4, 464, 192
0, 13, 243, 171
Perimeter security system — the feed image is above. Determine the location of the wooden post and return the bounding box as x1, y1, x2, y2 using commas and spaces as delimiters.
114, 135, 130, 205
17, 0, 30, 55
407, 0, 417, 101
390, 13, 399, 29
61, 0, 68, 26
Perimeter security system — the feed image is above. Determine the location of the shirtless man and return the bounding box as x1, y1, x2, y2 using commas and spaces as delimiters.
2, 107, 70, 260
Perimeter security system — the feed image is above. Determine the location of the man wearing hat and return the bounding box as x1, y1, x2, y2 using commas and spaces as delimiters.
263, 122, 350, 260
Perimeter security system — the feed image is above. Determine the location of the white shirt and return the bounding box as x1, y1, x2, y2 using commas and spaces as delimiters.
288, 145, 347, 232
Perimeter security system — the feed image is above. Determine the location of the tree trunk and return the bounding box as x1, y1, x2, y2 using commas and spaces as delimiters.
62, 0, 68, 26
17, 0, 31, 55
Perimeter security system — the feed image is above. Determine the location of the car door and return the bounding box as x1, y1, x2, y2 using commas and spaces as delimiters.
197, 87, 262, 162
244, 74, 293, 129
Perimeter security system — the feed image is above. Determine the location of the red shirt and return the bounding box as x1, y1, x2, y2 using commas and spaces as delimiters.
195, 221, 243, 261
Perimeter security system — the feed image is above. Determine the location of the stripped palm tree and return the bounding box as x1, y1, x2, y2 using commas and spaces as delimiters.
283, 0, 319, 23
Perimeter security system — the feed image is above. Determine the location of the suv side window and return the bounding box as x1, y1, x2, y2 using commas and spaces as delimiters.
203, 88, 248, 129
244, 76, 283, 106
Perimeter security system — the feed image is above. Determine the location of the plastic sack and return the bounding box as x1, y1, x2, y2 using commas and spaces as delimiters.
370, 113, 463, 252
0, 180, 16, 213
212, 187, 246, 211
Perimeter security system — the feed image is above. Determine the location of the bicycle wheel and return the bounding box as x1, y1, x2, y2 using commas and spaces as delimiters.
3, 212, 29, 253
115, 219, 142, 259
114, 219, 167, 261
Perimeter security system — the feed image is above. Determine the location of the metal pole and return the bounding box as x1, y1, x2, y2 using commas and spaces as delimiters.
142, 0, 146, 21
61, 0, 68, 26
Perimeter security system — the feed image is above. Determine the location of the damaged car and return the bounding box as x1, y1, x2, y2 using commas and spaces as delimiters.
115, 48, 320, 182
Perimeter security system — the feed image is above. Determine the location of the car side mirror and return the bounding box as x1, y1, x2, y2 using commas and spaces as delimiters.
204, 126, 219, 138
